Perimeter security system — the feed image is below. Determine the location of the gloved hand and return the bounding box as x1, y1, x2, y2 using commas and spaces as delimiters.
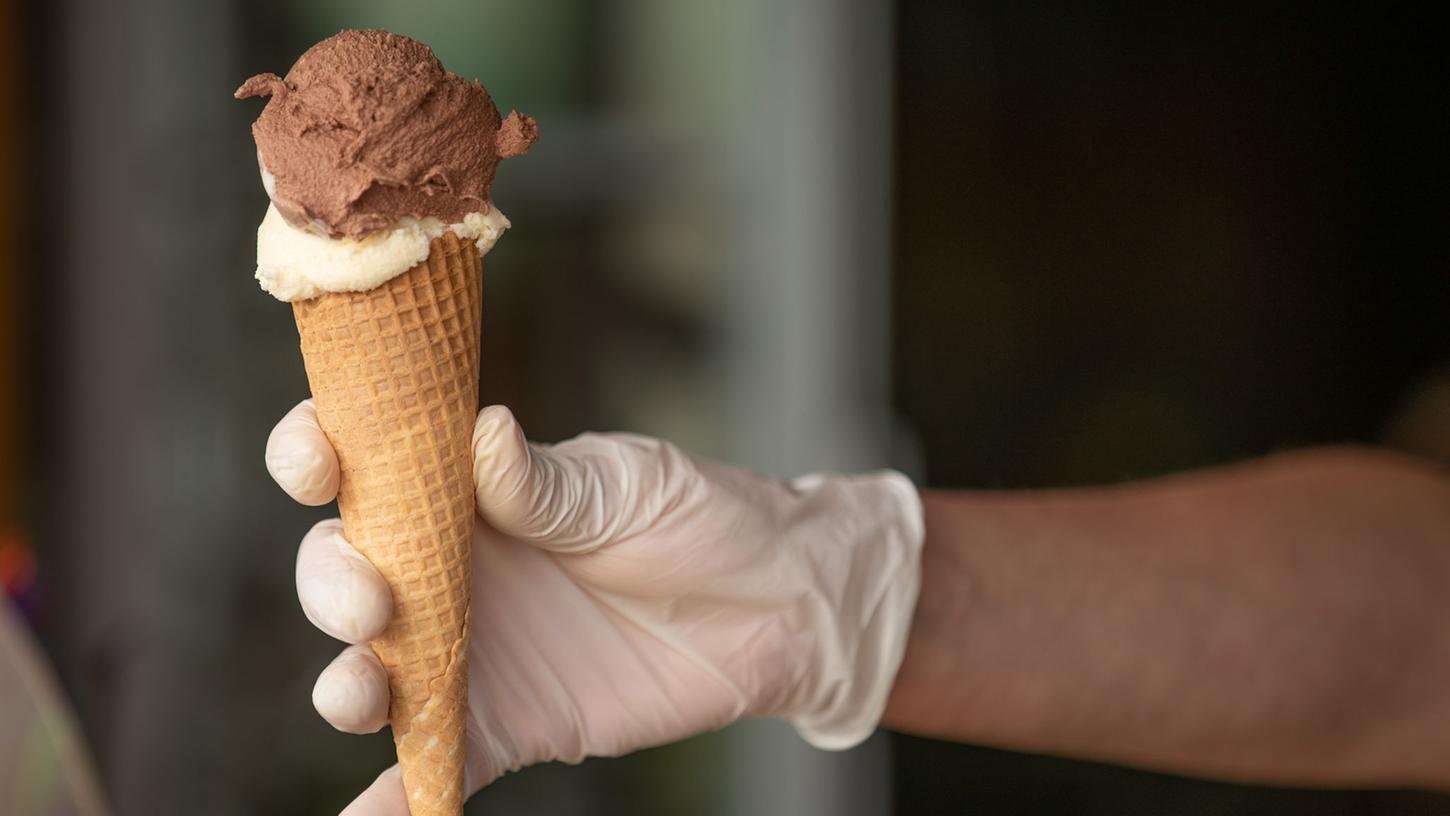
267, 400, 924, 814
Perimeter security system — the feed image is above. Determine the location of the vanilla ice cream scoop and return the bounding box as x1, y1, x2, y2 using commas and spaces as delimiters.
253, 202, 510, 302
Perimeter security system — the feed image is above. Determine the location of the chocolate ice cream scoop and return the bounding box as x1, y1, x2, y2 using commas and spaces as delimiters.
236, 29, 537, 239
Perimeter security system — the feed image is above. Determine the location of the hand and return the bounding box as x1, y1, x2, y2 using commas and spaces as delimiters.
267, 400, 923, 814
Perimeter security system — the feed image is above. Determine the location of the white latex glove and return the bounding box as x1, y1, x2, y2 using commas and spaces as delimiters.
267, 400, 924, 815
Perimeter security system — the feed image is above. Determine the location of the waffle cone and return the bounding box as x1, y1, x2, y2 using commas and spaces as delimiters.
293, 231, 482, 816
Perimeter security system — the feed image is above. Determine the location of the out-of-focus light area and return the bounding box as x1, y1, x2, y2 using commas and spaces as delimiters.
0, 1, 1446, 815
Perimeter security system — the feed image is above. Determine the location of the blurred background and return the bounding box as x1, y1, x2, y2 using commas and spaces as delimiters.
1, 0, 1448, 814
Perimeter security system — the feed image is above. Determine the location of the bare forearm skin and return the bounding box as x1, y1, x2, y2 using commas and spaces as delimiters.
883, 447, 1450, 788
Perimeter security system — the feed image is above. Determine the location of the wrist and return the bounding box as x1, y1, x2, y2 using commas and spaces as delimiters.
877, 488, 965, 737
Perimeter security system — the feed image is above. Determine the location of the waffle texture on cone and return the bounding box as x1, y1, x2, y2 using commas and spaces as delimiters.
293, 232, 482, 815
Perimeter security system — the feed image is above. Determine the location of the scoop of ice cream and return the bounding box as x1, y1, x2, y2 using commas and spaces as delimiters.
235, 29, 538, 239
254, 202, 511, 302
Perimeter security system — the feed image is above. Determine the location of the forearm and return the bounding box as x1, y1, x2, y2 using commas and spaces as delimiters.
883, 447, 1450, 788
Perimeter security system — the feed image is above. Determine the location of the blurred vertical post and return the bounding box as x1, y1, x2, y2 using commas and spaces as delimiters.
0, 0, 18, 536
614, 0, 899, 811
1, 7, 110, 815
43, 0, 261, 811
720, 0, 898, 814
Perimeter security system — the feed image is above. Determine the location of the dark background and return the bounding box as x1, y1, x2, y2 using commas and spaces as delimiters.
893, 3, 1449, 815
3, 0, 1447, 814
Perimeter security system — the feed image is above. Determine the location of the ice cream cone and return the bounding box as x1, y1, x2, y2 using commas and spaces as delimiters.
238, 28, 537, 811
292, 230, 482, 816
